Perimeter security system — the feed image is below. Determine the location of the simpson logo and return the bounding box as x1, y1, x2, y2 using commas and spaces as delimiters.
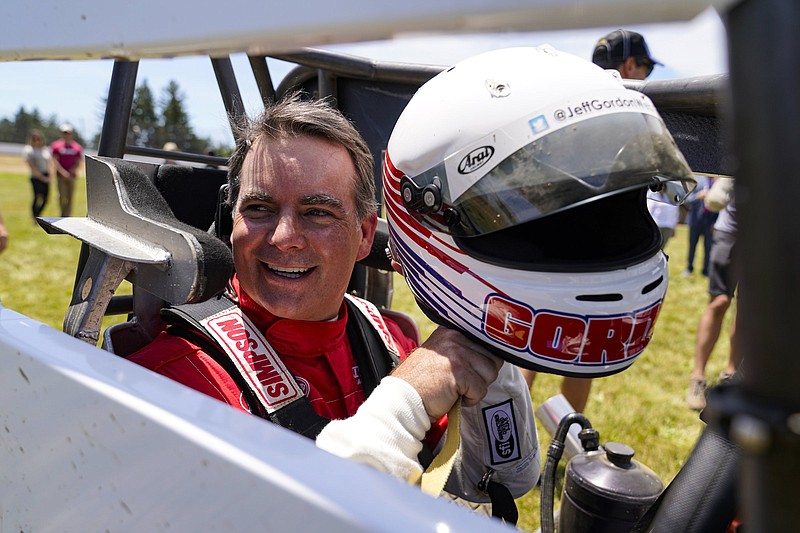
482, 399, 520, 464
203, 310, 302, 411
458, 146, 494, 174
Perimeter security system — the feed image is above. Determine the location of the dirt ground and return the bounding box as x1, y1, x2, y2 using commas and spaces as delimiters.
0, 153, 86, 176
0, 153, 31, 175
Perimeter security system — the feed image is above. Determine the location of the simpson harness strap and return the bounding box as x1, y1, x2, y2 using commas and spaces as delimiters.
161, 293, 400, 440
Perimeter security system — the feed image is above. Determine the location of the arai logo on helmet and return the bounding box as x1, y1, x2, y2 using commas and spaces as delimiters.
458, 146, 494, 174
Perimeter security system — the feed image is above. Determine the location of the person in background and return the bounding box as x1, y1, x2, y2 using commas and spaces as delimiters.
203, 146, 219, 169
683, 175, 718, 277
22, 130, 51, 222
0, 208, 8, 255
521, 29, 663, 413
50, 124, 83, 217
647, 188, 681, 249
162, 141, 179, 164
591, 29, 662, 80
687, 197, 739, 410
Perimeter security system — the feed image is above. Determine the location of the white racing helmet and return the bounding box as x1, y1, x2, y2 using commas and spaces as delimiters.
384, 46, 695, 376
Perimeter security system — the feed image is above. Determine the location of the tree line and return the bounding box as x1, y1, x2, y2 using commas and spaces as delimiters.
0, 79, 231, 155
0, 108, 86, 147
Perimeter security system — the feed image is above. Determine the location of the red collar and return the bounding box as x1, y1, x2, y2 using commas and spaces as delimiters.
231, 275, 348, 358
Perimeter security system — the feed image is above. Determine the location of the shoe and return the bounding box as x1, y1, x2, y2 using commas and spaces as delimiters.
681, 270, 692, 277
686, 377, 707, 410
718, 370, 735, 385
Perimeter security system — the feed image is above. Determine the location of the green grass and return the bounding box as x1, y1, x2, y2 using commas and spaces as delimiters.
1, 162, 733, 530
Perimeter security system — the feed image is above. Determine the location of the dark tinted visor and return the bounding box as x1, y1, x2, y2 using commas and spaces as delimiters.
413, 112, 695, 237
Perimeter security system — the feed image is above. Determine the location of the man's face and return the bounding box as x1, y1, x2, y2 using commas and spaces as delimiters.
231, 134, 376, 321
629, 57, 654, 80
617, 56, 653, 81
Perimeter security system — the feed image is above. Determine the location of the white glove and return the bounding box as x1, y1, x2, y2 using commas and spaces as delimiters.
444, 363, 540, 502
316, 376, 431, 483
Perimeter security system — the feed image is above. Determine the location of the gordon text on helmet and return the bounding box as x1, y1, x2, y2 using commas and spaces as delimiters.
483, 293, 662, 366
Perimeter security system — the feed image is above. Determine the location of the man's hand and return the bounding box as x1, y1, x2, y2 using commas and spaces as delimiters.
391, 326, 503, 422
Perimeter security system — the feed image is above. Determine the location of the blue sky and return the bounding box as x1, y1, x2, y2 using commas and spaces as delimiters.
0, 7, 726, 147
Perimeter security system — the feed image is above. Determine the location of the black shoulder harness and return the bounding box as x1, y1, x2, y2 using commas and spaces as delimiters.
160, 294, 399, 440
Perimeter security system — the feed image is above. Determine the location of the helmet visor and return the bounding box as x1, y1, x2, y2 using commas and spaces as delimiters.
419, 112, 696, 237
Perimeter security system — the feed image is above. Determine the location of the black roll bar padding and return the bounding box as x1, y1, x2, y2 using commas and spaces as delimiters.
359, 219, 392, 272
626, 74, 729, 117
317, 67, 337, 101
154, 164, 229, 233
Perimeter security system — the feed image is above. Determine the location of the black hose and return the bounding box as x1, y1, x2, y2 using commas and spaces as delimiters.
540, 412, 594, 533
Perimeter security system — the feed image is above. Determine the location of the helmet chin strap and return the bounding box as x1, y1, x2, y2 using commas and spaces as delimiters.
420, 399, 461, 496
419, 398, 521, 525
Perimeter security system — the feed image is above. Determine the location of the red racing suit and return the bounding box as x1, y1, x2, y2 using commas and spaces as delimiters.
129, 275, 536, 509
129, 275, 419, 421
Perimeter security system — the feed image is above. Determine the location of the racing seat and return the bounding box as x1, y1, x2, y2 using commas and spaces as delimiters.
154, 163, 230, 239
39, 156, 234, 356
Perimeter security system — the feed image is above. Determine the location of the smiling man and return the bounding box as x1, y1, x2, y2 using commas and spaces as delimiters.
127, 93, 537, 498
231, 133, 375, 323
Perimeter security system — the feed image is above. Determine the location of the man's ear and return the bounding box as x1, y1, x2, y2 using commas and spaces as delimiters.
356, 212, 378, 261
619, 56, 638, 78
391, 259, 404, 276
